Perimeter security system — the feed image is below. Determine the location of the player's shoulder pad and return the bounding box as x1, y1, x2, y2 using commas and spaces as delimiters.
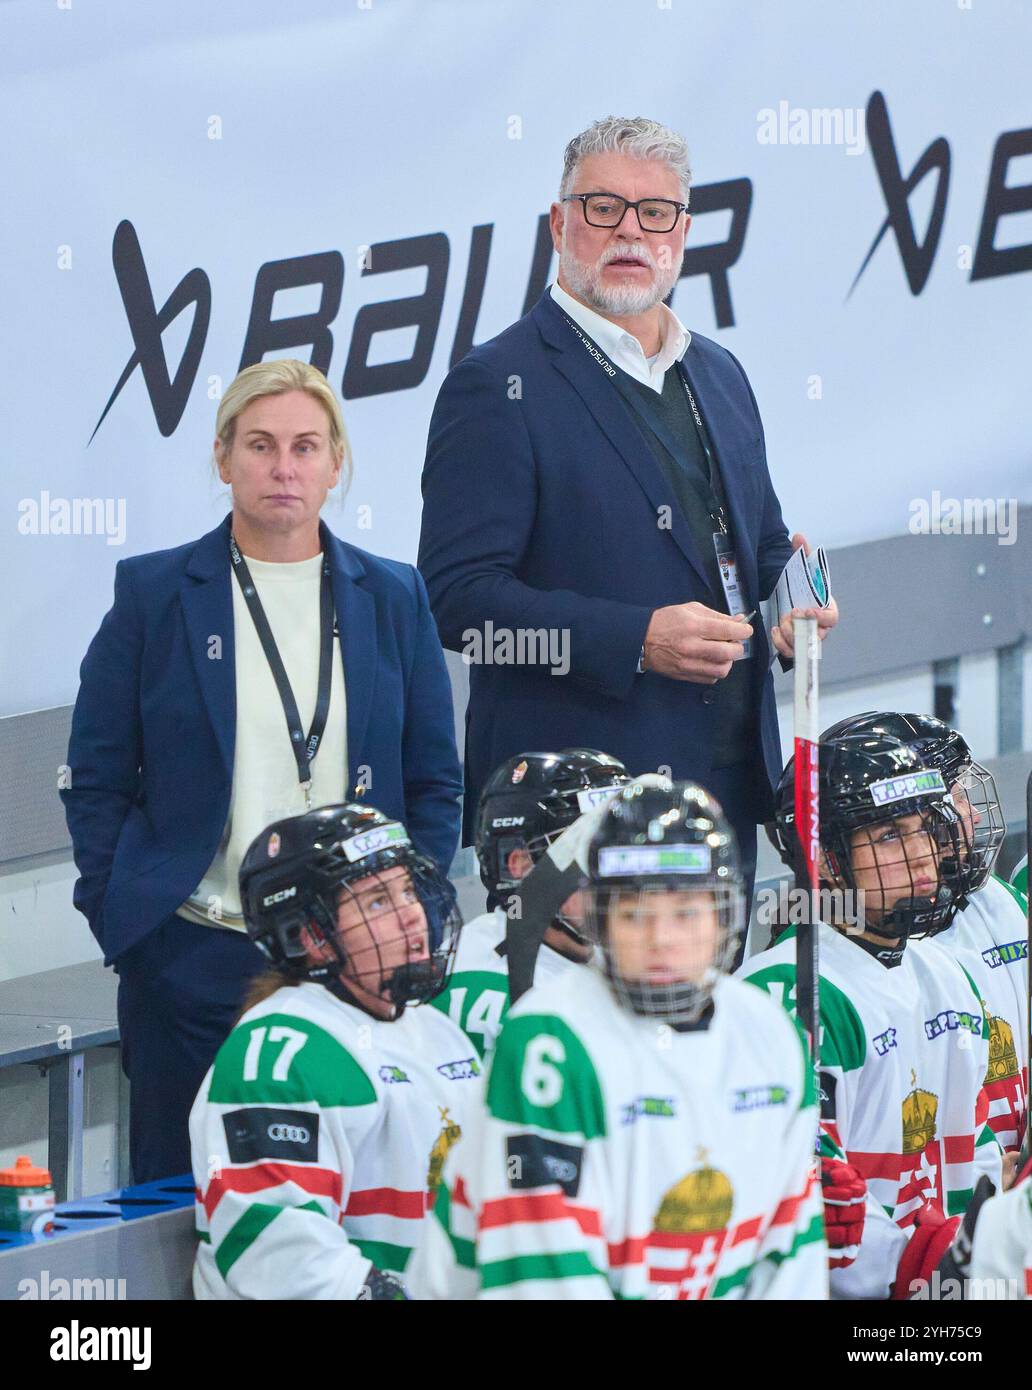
737, 944, 865, 1072
487, 982, 607, 1140
993, 872, 1028, 914
208, 993, 378, 1109
718, 975, 818, 1112
1007, 853, 1027, 893
409, 994, 487, 1069
449, 909, 509, 971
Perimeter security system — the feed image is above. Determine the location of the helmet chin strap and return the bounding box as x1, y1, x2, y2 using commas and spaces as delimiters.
327, 970, 404, 1019
870, 886, 954, 940
550, 913, 591, 948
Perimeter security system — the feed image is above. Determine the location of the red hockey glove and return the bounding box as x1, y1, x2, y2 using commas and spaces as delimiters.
892, 1202, 960, 1299
821, 1158, 866, 1267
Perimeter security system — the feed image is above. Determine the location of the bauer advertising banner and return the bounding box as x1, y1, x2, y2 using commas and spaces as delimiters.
1, 0, 1030, 713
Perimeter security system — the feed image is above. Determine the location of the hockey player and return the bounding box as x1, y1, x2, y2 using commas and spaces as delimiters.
190, 803, 480, 1300
741, 729, 1003, 1300
964, 1158, 1032, 1297
410, 781, 828, 1300
431, 749, 629, 1057
822, 711, 1027, 1151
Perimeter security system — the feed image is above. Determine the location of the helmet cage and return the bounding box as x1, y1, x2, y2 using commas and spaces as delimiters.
824, 802, 962, 939
245, 839, 460, 1010
942, 761, 1005, 900
587, 874, 744, 1026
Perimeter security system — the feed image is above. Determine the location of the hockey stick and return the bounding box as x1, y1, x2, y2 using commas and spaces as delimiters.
793, 616, 821, 1105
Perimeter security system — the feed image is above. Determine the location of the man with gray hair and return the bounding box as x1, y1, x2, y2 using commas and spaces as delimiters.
418, 115, 838, 915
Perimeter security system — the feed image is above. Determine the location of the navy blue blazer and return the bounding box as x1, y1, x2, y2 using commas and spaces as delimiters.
62, 514, 462, 964
418, 289, 794, 841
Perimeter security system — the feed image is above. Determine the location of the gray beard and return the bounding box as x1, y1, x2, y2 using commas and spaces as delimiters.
559, 244, 681, 318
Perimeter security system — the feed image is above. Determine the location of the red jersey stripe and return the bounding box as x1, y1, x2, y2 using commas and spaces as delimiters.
345, 1187, 427, 1219
480, 1191, 602, 1237
205, 1162, 342, 1218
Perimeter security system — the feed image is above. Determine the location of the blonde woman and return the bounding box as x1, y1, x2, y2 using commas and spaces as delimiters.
62, 360, 462, 1184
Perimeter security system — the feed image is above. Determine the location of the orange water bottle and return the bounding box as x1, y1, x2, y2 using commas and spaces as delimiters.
0, 1155, 55, 1235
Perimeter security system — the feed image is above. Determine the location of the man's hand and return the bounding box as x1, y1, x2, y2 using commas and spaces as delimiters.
643, 603, 753, 683
769, 533, 839, 660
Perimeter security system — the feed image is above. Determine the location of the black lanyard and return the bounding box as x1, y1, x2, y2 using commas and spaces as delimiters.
229, 533, 336, 808
557, 308, 728, 534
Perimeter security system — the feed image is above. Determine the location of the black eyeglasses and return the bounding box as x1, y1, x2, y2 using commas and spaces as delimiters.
561, 192, 688, 233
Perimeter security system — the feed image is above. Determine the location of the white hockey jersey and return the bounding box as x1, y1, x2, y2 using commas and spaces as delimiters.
409, 967, 828, 1301
430, 907, 579, 1058
191, 980, 481, 1299
738, 925, 1002, 1300
969, 1166, 1032, 1299
936, 875, 1029, 1150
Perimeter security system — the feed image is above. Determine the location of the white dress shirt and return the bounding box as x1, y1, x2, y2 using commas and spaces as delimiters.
550, 280, 690, 393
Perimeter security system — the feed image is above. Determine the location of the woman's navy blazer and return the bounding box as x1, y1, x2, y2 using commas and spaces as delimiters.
61, 514, 463, 964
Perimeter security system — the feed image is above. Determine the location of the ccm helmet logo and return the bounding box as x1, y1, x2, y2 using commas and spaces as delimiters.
268, 1122, 310, 1144
262, 886, 297, 907
492, 816, 525, 828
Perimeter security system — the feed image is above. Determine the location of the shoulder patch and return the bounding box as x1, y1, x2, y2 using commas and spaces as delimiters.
487, 1013, 607, 1139
740, 962, 867, 1072
209, 1012, 378, 1108
222, 1107, 319, 1164
431, 969, 510, 1059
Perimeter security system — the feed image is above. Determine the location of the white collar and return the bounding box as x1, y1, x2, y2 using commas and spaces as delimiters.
550, 280, 690, 385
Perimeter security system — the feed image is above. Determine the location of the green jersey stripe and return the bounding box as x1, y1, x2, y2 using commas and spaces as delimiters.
215, 1202, 282, 1280
709, 1211, 825, 1297
486, 1014, 607, 1138
352, 1237, 413, 1273
433, 1183, 475, 1269
209, 1012, 378, 1108
479, 1249, 606, 1290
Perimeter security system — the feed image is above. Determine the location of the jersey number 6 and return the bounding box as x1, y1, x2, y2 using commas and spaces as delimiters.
521, 1035, 566, 1107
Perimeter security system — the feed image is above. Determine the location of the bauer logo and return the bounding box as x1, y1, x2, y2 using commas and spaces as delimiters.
506, 1133, 584, 1197
437, 1057, 481, 1081
341, 822, 410, 862
223, 1107, 320, 1164
868, 769, 945, 807
730, 1083, 790, 1112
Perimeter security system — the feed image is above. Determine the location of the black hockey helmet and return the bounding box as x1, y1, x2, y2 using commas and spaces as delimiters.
768, 730, 962, 939
475, 749, 630, 898
239, 803, 461, 1015
819, 711, 1003, 901
586, 780, 745, 1025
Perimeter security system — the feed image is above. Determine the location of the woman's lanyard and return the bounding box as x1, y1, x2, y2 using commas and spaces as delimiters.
229, 533, 336, 810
